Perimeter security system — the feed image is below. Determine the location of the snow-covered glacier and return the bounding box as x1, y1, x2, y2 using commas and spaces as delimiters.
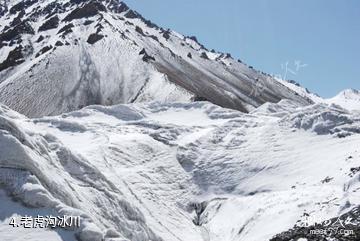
1, 101, 360, 241
1, 0, 360, 240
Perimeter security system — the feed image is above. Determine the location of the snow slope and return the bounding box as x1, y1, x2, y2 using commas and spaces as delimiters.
325, 89, 360, 112
0, 0, 312, 117
1, 1, 360, 241
1, 101, 360, 241
275, 79, 360, 112
274, 78, 323, 104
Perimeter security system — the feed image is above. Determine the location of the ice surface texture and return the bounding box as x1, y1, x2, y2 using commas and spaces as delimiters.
1, 101, 360, 240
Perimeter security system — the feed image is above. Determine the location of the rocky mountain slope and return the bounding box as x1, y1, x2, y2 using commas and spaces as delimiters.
0, 0, 312, 117
1, 1, 360, 241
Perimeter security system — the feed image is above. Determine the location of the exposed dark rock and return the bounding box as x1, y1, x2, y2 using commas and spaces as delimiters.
61, 29, 73, 37
168, 48, 176, 58
135, 26, 145, 36
142, 54, 155, 62
349, 166, 360, 177
123, 6, 157, 28
192, 96, 208, 102
143, 19, 158, 29
0, 21, 35, 43
124, 9, 140, 19
188, 36, 198, 42
190, 202, 208, 226
38, 15, 59, 32
36, 35, 45, 43
149, 35, 159, 42
95, 23, 103, 33
0, 46, 25, 72
187, 35, 207, 50
107, 0, 129, 13
55, 41, 63, 46
83, 20, 93, 25
288, 79, 301, 87
69, 0, 87, 4
215, 54, 223, 61
63, 1, 106, 21
187, 53, 192, 58
8, 40, 14, 47
138, 48, 146, 55
9, 2, 24, 14
162, 30, 170, 40
200, 52, 209, 60
139, 48, 155, 62
57, 23, 74, 35
225, 53, 232, 58
87, 33, 104, 44
10, 10, 25, 27
124, 21, 134, 26
9, 0, 37, 15
3, 25, 10, 32
321, 176, 333, 183
0, 2, 8, 17
35, 45, 52, 58
27, 6, 42, 21
30, 2, 64, 21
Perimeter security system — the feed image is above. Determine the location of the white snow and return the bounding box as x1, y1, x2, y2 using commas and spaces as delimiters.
0, 101, 359, 241
275, 78, 360, 112
1, 1, 360, 241
325, 89, 360, 111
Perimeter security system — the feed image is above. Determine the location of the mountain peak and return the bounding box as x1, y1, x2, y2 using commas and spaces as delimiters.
337, 88, 360, 98
326, 88, 360, 111
0, 0, 311, 117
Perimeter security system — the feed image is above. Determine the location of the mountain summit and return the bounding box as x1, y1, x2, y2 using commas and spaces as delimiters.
325, 88, 360, 111
0, 0, 311, 117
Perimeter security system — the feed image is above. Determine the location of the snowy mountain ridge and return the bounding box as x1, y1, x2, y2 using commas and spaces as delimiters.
277, 78, 360, 112
325, 89, 360, 111
1, 1, 360, 241
0, 0, 313, 117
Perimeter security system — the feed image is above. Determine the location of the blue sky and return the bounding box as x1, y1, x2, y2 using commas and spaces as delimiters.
125, 0, 360, 97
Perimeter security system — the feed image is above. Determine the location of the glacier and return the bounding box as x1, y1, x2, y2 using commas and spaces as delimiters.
1, 101, 360, 241
1, 0, 360, 240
